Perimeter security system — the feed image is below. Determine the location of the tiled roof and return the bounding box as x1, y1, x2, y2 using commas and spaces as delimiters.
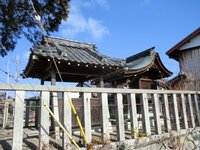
32, 36, 124, 67
103, 47, 172, 82
126, 47, 156, 70
23, 36, 172, 82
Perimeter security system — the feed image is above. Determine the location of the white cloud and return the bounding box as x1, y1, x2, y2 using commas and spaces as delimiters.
80, 0, 109, 9
60, 0, 109, 40
95, 0, 109, 9
88, 18, 109, 39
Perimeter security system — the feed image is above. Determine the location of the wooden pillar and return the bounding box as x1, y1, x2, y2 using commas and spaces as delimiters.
12, 91, 25, 150
99, 74, 104, 88
41, 80, 44, 85
50, 70, 60, 139
80, 82, 84, 87
51, 70, 56, 85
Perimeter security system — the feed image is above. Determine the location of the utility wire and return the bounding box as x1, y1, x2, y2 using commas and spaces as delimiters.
0, 67, 16, 80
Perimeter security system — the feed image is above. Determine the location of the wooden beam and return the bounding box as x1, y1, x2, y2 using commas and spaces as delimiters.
59, 72, 99, 76
0, 83, 200, 94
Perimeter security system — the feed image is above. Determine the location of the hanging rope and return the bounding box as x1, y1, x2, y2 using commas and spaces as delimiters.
28, 0, 89, 147
0, 43, 8, 54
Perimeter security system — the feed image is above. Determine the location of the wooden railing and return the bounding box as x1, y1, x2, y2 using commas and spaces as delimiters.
0, 84, 200, 149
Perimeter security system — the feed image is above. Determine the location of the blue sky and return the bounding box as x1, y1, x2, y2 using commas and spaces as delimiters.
1, 0, 200, 85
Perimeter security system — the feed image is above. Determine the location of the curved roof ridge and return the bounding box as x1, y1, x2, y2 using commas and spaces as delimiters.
126, 47, 155, 63
45, 35, 95, 46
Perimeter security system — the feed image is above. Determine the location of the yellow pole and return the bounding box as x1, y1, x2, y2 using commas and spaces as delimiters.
44, 104, 80, 150
69, 99, 88, 145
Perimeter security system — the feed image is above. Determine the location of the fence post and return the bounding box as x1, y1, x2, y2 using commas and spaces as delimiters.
153, 93, 161, 134
194, 94, 200, 125
115, 93, 125, 141
39, 91, 50, 150
181, 94, 188, 129
63, 92, 72, 149
83, 93, 92, 143
172, 94, 180, 131
141, 93, 151, 135
25, 100, 30, 127
12, 91, 25, 150
3, 102, 9, 129
129, 93, 138, 138
188, 94, 195, 127
163, 94, 171, 132
100, 93, 110, 142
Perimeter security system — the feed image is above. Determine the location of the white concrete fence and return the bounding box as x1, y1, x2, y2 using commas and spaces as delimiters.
0, 84, 200, 150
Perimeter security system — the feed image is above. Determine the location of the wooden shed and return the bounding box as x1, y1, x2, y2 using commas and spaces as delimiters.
166, 27, 200, 90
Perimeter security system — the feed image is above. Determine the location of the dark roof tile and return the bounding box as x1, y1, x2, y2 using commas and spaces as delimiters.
32, 36, 123, 66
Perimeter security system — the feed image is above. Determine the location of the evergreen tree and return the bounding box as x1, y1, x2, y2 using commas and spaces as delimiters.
0, 0, 70, 56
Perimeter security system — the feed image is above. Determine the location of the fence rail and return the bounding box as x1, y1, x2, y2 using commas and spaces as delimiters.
0, 83, 200, 150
